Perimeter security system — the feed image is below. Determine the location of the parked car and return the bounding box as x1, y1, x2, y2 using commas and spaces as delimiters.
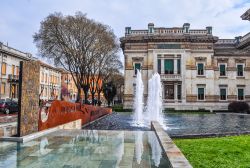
0, 100, 19, 114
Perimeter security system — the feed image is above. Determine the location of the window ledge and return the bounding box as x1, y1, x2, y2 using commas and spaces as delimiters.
196, 75, 206, 78
219, 76, 227, 78
236, 76, 245, 79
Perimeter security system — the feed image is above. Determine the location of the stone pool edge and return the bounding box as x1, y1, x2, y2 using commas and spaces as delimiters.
151, 121, 193, 168
0, 119, 81, 143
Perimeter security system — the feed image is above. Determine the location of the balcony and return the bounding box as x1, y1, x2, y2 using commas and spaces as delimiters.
8, 74, 19, 82
160, 74, 181, 81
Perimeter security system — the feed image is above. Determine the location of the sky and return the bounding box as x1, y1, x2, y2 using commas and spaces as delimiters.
0, 0, 249, 63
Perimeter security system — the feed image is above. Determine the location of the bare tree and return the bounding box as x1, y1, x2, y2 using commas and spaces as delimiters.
34, 12, 121, 103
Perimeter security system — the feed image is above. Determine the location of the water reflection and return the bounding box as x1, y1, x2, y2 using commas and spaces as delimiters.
135, 131, 144, 164
39, 137, 49, 155
0, 130, 170, 168
147, 131, 162, 167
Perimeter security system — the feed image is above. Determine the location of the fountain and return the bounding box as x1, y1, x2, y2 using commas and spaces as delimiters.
133, 71, 164, 126
133, 70, 144, 126
145, 73, 164, 125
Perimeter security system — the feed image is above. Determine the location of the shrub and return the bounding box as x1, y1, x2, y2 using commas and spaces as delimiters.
228, 101, 249, 113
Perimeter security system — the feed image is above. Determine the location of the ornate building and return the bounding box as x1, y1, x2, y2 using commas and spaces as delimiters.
121, 19, 250, 111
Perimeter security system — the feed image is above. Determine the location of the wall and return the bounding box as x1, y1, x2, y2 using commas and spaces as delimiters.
38, 100, 112, 131
18, 61, 40, 136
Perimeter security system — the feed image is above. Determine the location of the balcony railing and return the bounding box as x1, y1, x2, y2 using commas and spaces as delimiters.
160, 74, 181, 81
239, 32, 250, 43
8, 74, 19, 82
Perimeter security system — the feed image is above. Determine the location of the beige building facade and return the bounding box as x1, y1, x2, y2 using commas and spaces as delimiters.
121, 22, 250, 111
0, 42, 36, 100
39, 62, 61, 101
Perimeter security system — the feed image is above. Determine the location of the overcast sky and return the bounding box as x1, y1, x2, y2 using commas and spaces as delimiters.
0, 0, 249, 61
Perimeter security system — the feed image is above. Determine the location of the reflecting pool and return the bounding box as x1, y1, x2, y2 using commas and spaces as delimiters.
85, 112, 250, 136
165, 113, 250, 136
0, 130, 170, 168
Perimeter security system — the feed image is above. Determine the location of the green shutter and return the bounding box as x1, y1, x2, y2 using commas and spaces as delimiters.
164, 60, 174, 71
198, 63, 203, 70
220, 89, 226, 96
135, 63, 141, 70
220, 65, 225, 72
237, 65, 243, 71
198, 88, 204, 94
238, 89, 243, 97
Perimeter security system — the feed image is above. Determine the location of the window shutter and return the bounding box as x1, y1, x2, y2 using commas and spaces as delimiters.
135, 63, 141, 70
198, 88, 204, 94
220, 65, 225, 72
1, 63, 6, 75
198, 63, 203, 70
220, 89, 226, 96
238, 89, 243, 97
164, 60, 174, 71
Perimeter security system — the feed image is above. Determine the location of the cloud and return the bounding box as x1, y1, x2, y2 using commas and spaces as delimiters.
0, 0, 249, 60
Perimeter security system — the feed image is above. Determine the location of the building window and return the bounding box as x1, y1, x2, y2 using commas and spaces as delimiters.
1, 63, 6, 75
1, 83, 5, 94
197, 63, 204, 76
157, 59, 161, 74
164, 59, 174, 74
177, 59, 181, 74
41, 73, 43, 82
197, 87, 205, 100
238, 88, 244, 100
237, 64, 244, 76
134, 63, 141, 75
12, 65, 15, 75
16, 66, 19, 76
219, 64, 226, 76
177, 85, 181, 100
133, 83, 136, 95
220, 88, 227, 100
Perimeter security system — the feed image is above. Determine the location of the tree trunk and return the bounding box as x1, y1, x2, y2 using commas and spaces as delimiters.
91, 92, 95, 106
76, 87, 81, 103
83, 89, 88, 104
97, 92, 101, 106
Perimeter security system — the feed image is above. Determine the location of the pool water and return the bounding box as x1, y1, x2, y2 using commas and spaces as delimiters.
165, 113, 250, 136
0, 130, 170, 168
85, 112, 250, 136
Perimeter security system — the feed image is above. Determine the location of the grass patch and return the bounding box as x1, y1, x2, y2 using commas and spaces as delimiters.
112, 105, 132, 112
174, 135, 250, 168
165, 111, 212, 114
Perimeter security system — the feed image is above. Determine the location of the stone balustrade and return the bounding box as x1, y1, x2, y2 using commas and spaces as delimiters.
160, 74, 182, 81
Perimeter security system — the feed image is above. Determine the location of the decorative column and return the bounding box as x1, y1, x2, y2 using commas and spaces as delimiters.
174, 56, 178, 74
174, 83, 178, 101
161, 59, 164, 74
